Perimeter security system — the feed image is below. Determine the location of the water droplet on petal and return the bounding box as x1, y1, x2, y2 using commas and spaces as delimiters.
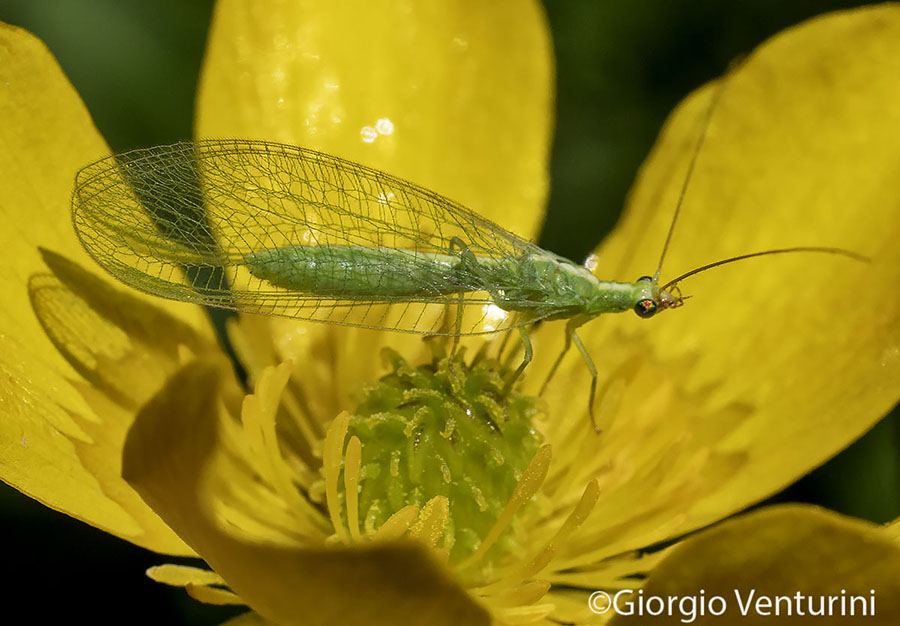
360, 126, 378, 143
375, 117, 394, 135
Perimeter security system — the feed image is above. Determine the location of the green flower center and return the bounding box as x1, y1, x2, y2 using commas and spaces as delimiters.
341, 343, 543, 565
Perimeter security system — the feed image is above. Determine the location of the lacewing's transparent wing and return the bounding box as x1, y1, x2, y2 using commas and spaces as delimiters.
72, 140, 564, 335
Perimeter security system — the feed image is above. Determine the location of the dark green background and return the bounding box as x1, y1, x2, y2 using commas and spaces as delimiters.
0, 1, 896, 623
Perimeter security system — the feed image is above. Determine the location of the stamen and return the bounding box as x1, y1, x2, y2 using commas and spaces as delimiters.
485, 580, 551, 607
344, 435, 362, 540
472, 547, 555, 595
372, 505, 419, 541
239, 361, 326, 536
548, 549, 670, 589
323, 411, 351, 541
476, 479, 600, 593
460, 444, 552, 570
409, 496, 451, 549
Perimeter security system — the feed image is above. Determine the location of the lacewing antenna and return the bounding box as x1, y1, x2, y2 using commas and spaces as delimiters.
661, 246, 870, 292
652, 76, 728, 282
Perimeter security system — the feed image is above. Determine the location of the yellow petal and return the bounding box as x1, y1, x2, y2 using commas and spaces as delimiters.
197, 0, 552, 239
123, 361, 489, 626
608, 505, 900, 625
532, 5, 900, 557
0, 23, 213, 552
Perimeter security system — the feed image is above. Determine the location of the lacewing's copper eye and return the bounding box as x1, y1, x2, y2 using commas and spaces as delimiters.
634, 298, 658, 318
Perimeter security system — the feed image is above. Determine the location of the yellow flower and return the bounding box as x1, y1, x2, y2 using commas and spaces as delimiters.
2, 2, 900, 625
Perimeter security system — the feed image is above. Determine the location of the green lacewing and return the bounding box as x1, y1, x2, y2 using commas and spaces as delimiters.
72, 139, 680, 334
71, 107, 864, 422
